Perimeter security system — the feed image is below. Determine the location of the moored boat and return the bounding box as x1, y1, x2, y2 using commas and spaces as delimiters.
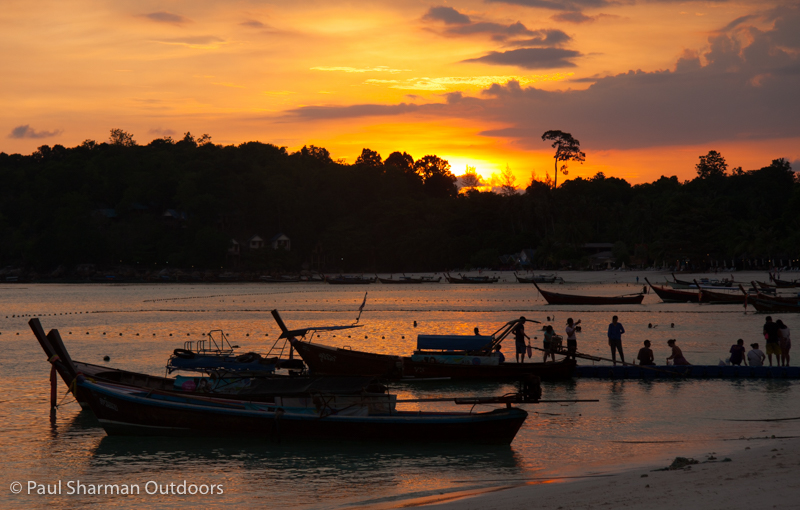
444, 273, 500, 284
77, 378, 530, 444
646, 278, 700, 303
769, 274, 800, 288
325, 275, 377, 284
532, 282, 644, 305
276, 312, 576, 381
696, 280, 747, 304
514, 273, 565, 284
377, 275, 442, 284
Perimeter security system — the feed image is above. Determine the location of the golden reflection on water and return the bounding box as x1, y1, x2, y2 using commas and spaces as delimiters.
1, 276, 800, 508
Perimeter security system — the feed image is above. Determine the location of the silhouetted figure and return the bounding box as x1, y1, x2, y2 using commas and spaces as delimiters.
637, 340, 655, 365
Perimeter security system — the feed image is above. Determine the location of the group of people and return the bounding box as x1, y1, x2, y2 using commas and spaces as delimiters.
729, 317, 791, 367
506, 315, 791, 368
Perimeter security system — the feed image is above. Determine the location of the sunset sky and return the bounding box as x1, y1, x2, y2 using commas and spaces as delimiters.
2, 0, 799, 185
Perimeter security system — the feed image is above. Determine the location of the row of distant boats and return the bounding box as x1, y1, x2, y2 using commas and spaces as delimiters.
531, 273, 800, 313
260, 273, 565, 284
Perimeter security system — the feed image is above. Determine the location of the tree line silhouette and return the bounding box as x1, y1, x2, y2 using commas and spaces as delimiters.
0, 130, 797, 278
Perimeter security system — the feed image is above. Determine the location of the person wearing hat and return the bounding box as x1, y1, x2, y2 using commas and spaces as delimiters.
637, 340, 655, 366
666, 339, 690, 365
513, 317, 530, 363
747, 342, 766, 367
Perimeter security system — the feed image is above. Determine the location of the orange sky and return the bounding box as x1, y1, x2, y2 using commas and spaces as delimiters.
2, 0, 798, 184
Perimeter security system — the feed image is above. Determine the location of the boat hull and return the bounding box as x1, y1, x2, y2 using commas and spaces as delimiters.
533, 282, 643, 305
646, 278, 700, 303
80, 380, 528, 444
292, 339, 575, 380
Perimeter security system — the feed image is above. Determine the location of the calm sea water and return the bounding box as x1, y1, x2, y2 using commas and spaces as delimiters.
2, 272, 799, 509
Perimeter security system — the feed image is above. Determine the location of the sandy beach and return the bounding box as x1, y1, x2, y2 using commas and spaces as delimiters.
405, 436, 800, 510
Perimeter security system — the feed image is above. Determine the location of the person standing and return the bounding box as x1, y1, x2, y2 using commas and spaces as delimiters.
565, 318, 581, 358
776, 320, 791, 366
763, 316, 781, 367
637, 340, 655, 365
729, 339, 747, 366
513, 317, 530, 364
747, 343, 766, 367
607, 315, 625, 365
542, 325, 553, 362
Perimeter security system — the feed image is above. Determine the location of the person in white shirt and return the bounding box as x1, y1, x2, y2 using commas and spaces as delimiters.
747, 343, 766, 367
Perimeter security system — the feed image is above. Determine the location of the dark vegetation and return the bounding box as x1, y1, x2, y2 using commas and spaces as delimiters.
0, 131, 797, 279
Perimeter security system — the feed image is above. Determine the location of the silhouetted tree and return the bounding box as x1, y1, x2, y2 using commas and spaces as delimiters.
459, 165, 483, 191
414, 155, 457, 198
384, 151, 414, 171
541, 130, 585, 189
299, 145, 333, 163
355, 148, 383, 167
109, 128, 136, 146
499, 164, 517, 195
696, 150, 727, 178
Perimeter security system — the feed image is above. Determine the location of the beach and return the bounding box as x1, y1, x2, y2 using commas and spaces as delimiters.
415, 437, 800, 510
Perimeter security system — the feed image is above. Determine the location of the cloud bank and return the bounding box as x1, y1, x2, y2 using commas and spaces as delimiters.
8, 125, 62, 139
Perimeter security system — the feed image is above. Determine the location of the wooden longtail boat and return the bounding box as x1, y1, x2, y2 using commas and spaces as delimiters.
277, 312, 576, 381
645, 278, 701, 303
769, 274, 800, 288
29, 319, 379, 410
696, 280, 746, 304
750, 296, 800, 313
325, 275, 377, 284
76, 379, 529, 443
377, 275, 442, 284
444, 273, 500, 284
514, 273, 564, 284
532, 282, 644, 305
670, 273, 734, 288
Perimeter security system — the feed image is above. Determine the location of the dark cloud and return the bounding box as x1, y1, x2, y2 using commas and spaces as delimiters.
281, 13, 800, 152
484, 0, 611, 11
551, 11, 596, 23
240, 20, 267, 28
8, 125, 61, 139
718, 14, 757, 32
462, 47, 581, 69
446, 21, 534, 38
148, 127, 176, 136
504, 29, 572, 46
422, 6, 472, 24
142, 11, 190, 24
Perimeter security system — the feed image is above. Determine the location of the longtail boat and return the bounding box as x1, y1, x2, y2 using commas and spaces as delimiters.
377, 275, 442, 284
696, 280, 746, 304
769, 274, 800, 288
645, 278, 700, 303
275, 311, 576, 381
667, 273, 735, 289
532, 281, 644, 305
29, 318, 382, 410
514, 273, 564, 284
325, 275, 377, 284
444, 273, 500, 284
76, 378, 530, 443
750, 295, 800, 313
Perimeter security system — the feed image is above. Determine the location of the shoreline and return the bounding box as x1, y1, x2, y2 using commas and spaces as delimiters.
366, 436, 800, 510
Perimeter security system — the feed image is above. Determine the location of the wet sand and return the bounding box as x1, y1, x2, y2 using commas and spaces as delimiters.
411, 437, 800, 510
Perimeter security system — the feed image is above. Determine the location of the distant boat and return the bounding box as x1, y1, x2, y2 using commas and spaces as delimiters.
532, 282, 644, 305
259, 275, 301, 283
750, 296, 800, 313
697, 281, 747, 304
444, 273, 500, 284
324, 275, 377, 285
377, 275, 442, 284
514, 273, 564, 284
645, 278, 700, 303
769, 274, 800, 288
668, 273, 734, 289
